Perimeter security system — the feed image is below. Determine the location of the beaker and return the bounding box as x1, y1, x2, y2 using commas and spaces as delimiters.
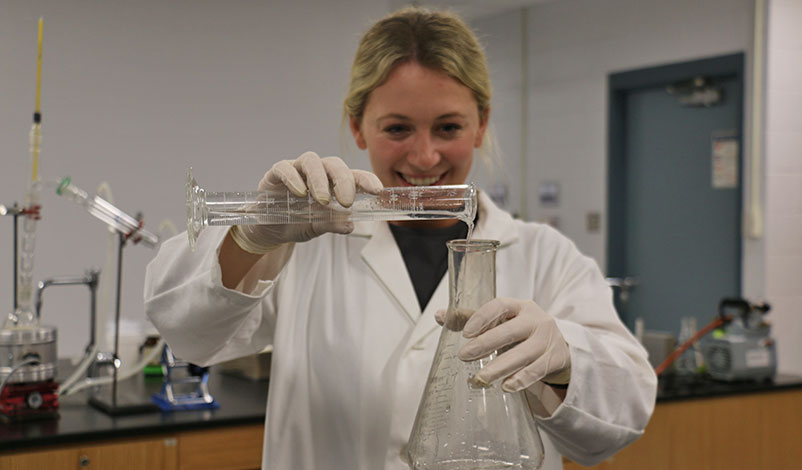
407, 240, 545, 470
186, 168, 477, 250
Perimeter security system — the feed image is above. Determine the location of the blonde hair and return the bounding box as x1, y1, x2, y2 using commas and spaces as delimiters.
344, 7, 491, 126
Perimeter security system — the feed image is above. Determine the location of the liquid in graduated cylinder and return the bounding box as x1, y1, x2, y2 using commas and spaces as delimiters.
406, 240, 545, 469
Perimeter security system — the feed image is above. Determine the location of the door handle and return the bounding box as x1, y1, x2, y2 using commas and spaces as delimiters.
606, 277, 639, 303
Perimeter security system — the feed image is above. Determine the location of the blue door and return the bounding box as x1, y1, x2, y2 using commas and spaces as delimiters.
608, 54, 744, 336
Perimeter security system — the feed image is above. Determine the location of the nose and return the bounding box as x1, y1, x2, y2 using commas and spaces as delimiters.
407, 133, 440, 170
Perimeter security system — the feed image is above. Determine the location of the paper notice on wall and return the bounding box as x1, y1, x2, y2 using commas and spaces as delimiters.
712, 135, 739, 189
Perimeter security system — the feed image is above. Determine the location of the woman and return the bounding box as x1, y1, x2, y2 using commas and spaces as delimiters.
145, 7, 656, 470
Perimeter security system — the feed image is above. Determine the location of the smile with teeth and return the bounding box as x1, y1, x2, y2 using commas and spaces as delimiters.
400, 173, 442, 186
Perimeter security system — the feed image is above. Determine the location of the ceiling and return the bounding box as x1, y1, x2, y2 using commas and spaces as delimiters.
392, 0, 559, 20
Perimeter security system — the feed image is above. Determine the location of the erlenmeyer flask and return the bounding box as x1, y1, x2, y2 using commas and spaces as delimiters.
407, 239, 545, 470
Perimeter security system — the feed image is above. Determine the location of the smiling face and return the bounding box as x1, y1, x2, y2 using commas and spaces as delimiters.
350, 61, 489, 191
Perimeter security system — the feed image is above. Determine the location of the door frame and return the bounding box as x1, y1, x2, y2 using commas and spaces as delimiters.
606, 53, 745, 320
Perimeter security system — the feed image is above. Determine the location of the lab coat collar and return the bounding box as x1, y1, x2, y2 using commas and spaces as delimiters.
472, 190, 519, 248
354, 189, 521, 337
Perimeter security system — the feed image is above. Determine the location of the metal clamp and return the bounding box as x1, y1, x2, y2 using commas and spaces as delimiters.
35, 269, 100, 350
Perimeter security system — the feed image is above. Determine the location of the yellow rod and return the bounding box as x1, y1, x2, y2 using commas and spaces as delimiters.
32, 17, 43, 183
35, 17, 43, 114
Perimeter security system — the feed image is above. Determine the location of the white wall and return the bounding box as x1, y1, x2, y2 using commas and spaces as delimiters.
470, 11, 525, 215
0, 0, 391, 358
4, 0, 796, 374
765, 0, 802, 374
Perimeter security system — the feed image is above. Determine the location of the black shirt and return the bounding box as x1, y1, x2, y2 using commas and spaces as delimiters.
389, 221, 469, 311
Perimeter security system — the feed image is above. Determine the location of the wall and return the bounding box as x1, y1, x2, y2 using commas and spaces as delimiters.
469, 11, 525, 215
3, 0, 796, 373
472, 0, 756, 267
469, 0, 802, 374
765, 0, 802, 374
0, 0, 391, 358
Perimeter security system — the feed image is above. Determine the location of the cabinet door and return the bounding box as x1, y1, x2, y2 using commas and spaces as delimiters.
0, 447, 78, 470
178, 424, 264, 470
562, 389, 802, 469
0, 437, 177, 470
77, 437, 178, 470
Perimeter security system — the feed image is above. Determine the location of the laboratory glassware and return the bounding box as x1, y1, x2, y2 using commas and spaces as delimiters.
14, 186, 40, 327
676, 317, 699, 375
0, 201, 59, 420
55, 177, 159, 248
10, 18, 46, 329
52, 177, 160, 413
186, 168, 477, 250
406, 239, 545, 470
0, 18, 60, 422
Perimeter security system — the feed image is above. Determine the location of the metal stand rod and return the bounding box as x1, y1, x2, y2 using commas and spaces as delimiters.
89, 273, 97, 350
111, 232, 125, 407
86, 220, 158, 416
12, 204, 18, 311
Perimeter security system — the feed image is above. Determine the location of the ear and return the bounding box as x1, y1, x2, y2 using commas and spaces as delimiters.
349, 115, 368, 150
474, 106, 490, 148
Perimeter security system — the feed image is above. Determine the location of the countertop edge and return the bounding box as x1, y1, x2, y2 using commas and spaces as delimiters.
0, 414, 266, 453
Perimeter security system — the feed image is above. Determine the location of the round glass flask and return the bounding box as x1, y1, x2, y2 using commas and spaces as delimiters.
406, 239, 545, 469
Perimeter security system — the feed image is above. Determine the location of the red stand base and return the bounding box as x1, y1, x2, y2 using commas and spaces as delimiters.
0, 380, 59, 423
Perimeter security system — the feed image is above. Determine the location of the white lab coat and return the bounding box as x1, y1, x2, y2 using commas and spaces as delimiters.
145, 192, 656, 470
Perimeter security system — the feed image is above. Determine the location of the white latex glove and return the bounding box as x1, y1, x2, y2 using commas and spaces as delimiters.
436, 297, 571, 392
231, 151, 383, 254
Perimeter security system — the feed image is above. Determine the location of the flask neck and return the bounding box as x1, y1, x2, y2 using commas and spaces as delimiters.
445, 239, 499, 331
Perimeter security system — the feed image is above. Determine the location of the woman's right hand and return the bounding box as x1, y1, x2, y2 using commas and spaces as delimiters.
229, 151, 383, 254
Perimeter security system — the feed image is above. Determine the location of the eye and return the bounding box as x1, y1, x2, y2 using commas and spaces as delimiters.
437, 123, 463, 137
383, 124, 411, 138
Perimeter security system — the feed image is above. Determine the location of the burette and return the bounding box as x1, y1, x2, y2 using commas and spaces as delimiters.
186, 168, 478, 250
8, 18, 45, 328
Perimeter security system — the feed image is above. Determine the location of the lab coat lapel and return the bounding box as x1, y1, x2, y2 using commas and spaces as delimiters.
405, 273, 449, 352
359, 221, 421, 323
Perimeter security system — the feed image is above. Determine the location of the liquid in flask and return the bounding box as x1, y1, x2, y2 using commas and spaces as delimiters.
406, 239, 545, 469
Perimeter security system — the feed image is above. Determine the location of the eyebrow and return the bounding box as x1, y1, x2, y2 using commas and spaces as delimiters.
375, 112, 468, 126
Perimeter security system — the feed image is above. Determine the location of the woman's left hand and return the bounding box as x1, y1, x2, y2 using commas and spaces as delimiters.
438, 297, 571, 392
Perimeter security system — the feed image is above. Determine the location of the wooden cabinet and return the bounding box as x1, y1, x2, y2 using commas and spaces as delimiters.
563, 389, 802, 470
4, 389, 799, 469
178, 424, 264, 470
77, 438, 178, 470
0, 447, 78, 470
0, 424, 263, 470
0, 437, 178, 470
